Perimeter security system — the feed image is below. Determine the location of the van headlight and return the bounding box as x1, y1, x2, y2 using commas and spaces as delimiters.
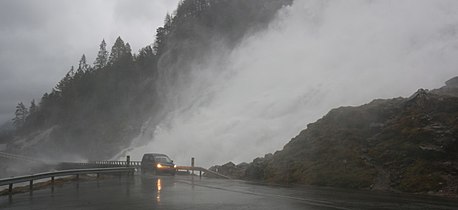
157, 163, 163, 168
174, 165, 177, 168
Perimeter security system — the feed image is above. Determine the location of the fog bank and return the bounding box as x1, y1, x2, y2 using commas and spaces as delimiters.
127, 0, 458, 167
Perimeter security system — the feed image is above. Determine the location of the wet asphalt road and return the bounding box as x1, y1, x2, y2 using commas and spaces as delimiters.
1, 174, 458, 210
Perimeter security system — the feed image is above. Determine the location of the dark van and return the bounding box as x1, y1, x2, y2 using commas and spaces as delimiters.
141, 153, 176, 175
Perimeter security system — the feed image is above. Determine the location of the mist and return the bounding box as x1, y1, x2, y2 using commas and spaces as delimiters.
0, 0, 180, 125
126, 0, 458, 167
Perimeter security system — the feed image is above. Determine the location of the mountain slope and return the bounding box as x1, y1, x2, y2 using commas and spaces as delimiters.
213, 77, 458, 195
6, 0, 292, 161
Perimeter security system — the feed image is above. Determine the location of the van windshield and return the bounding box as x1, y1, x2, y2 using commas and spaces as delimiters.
154, 156, 171, 163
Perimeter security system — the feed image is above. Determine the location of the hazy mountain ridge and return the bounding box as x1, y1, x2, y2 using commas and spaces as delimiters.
211, 77, 458, 196
2, 0, 293, 161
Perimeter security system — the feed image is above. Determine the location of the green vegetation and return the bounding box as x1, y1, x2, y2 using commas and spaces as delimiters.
399, 160, 445, 192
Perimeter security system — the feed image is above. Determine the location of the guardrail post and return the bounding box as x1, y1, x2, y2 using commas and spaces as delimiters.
199, 170, 202, 178
126, 156, 130, 167
51, 176, 55, 192
8, 183, 13, 195
191, 157, 195, 175
29, 180, 33, 192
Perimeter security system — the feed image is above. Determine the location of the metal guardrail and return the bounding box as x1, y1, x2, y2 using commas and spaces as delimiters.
91, 160, 141, 167
80, 160, 231, 179
71, 160, 231, 179
0, 152, 230, 182
89, 157, 231, 179
0, 167, 136, 195
176, 166, 231, 179
88, 159, 231, 179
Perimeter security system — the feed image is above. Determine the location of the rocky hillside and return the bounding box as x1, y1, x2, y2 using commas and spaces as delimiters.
210, 77, 458, 196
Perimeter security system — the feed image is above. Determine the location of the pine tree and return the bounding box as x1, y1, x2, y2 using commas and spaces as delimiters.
125, 42, 132, 58
78, 54, 89, 72
69, 65, 75, 76
13, 102, 28, 128
138, 46, 154, 60
29, 99, 38, 115
108, 37, 127, 65
123, 42, 133, 61
56, 66, 74, 93
153, 14, 174, 55
153, 27, 167, 54
94, 39, 108, 69
164, 13, 173, 32
74, 55, 89, 81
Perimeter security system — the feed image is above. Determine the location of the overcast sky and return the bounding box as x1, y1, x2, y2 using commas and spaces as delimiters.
0, 0, 179, 125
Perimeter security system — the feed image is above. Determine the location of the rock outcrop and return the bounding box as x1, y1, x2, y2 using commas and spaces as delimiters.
445, 76, 458, 87
210, 77, 458, 196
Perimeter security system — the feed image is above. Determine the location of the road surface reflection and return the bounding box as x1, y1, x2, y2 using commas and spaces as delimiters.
2, 175, 458, 210
156, 178, 161, 202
